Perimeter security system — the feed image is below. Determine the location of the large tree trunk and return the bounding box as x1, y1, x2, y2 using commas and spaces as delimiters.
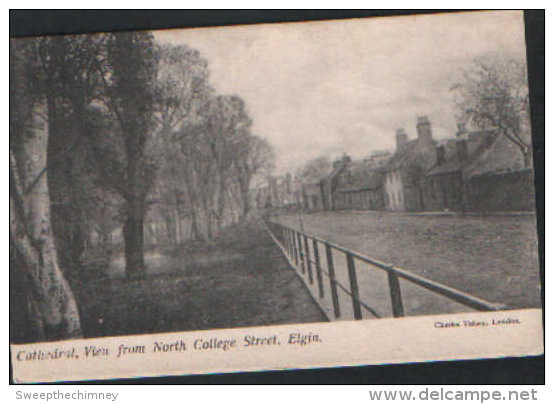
123, 199, 146, 279
10, 102, 82, 341
122, 148, 146, 278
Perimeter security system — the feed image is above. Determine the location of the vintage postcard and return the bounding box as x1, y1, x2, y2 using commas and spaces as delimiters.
9, 10, 543, 383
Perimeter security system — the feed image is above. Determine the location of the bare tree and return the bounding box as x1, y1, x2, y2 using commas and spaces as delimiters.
150, 43, 213, 242
172, 93, 263, 238
174, 120, 217, 241
452, 54, 533, 167
154, 43, 212, 135
202, 95, 252, 230
235, 135, 276, 219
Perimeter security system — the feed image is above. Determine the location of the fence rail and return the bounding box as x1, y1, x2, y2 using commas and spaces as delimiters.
264, 220, 506, 321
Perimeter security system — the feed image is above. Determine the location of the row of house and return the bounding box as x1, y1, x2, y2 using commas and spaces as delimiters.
253, 115, 535, 214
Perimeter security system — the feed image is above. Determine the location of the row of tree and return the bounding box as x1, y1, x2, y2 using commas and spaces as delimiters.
10, 31, 275, 341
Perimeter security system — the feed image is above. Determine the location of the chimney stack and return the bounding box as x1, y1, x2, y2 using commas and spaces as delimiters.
416, 115, 433, 145
436, 145, 446, 165
456, 122, 469, 161
396, 128, 408, 151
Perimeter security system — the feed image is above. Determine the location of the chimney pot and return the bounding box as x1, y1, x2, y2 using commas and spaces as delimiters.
416, 115, 433, 144
396, 128, 408, 151
417, 115, 430, 125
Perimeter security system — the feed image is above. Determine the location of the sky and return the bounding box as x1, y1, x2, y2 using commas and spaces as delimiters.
154, 11, 528, 174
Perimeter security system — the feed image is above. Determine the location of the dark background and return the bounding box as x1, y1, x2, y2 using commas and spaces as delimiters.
9, 9, 544, 385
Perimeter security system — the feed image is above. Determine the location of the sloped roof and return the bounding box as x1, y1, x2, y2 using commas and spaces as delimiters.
426, 130, 497, 177
384, 139, 437, 173
384, 139, 419, 171
336, 161, 385, 192
463, 132, 529, 178
317, 160, 349, 195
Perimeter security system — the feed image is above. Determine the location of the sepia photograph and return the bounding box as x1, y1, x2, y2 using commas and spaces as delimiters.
9, 10, 543, 382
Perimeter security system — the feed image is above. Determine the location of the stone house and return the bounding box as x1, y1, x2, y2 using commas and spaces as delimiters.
383, 116, 437, 211
461, 127, 535, 212
333, 159, 386, 211
301, 182, 325, 210
423, 123, 535, 212
423, 125, 496, 211
320, 154, 351, 211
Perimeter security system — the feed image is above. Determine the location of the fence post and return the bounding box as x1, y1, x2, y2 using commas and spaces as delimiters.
346, 252, 363, 320
297, 231, 305, 274
286, 228, 292, 258
292, 231, 298, 265
289, 229, 294, 259
387, 271, 405, 317
304, 235, 314, 284
325, 242, 341, 318
312, 239, 324, 298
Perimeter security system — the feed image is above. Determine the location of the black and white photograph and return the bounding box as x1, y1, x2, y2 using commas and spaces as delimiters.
9, 10, 543, 382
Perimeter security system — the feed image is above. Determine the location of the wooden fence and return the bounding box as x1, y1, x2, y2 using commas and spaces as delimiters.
264, 220, 506, 320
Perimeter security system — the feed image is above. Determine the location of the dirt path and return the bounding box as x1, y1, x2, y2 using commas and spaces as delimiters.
77, 220, 326, 339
